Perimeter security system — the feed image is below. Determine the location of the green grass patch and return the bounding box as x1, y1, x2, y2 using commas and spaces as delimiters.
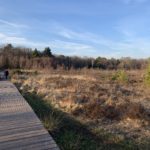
144, 65, 150, 85
112, 70, 128, 83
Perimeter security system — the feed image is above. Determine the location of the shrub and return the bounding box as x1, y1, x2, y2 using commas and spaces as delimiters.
144, 64, 150, 85
43, 114, 63, 131
112, 70, 128, 83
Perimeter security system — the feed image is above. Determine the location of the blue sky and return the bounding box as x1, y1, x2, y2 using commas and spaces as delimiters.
0, 0, 150, 58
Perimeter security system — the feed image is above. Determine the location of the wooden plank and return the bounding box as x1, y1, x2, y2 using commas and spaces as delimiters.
0, 81, 59, 150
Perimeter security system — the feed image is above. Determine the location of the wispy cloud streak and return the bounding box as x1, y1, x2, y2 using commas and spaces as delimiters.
0, 19, 28, 28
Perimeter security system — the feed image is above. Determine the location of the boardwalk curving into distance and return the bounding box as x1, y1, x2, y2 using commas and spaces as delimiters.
0, 81, 59, 150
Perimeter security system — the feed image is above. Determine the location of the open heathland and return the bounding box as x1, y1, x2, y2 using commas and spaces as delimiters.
11, 69, 150, 150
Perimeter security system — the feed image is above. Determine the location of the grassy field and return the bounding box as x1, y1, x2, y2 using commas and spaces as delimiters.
11, 69, 150, 150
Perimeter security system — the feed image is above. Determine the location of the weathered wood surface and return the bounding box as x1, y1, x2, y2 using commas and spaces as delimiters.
0, 81, 59, 150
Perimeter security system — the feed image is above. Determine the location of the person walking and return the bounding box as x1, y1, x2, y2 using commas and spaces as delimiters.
4, 70, 9, 80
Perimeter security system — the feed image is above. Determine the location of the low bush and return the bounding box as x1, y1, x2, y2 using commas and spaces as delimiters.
112, 70, 128, 83
144, 64, 150, 85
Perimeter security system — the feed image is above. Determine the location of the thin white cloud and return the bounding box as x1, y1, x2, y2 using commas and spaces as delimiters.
54, 25, 150, 58
55, 26, 114, 47
0, 19, 28, 28
0, 33, 26, 43
0, 33, 47, 49
0, 32, 98, 57
1, 22, 150, 58
50, 40, 97, 56
28, 25, 150, 58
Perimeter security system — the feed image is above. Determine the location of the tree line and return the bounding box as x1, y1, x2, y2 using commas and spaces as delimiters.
0, 44, 148, 70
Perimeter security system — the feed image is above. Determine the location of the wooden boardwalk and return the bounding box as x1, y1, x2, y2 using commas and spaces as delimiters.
0, 81, 59, 150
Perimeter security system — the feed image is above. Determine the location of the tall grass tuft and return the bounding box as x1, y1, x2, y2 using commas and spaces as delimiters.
112, 70, 128, 83
144, 64, 150, 85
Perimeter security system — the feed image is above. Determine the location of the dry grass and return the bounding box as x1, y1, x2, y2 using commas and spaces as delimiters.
11, 69, 150, 149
